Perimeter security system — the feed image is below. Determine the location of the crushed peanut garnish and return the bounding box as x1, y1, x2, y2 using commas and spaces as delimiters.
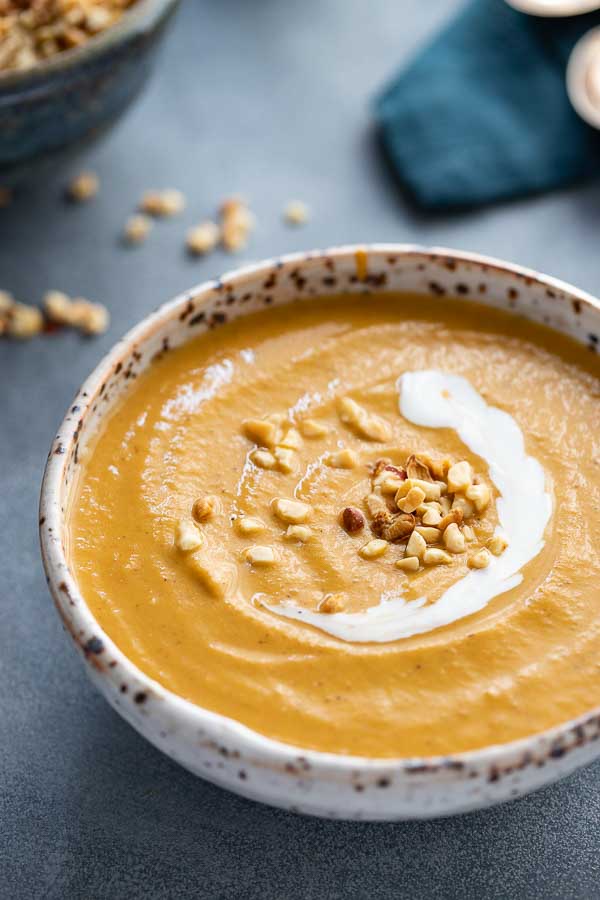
395, 556, 420, 572
284, 524, 313, 542
488, 535, 509, 556
192, 495, 220, 522
320, 594, 345, 614
244, 546, 276, 566
359, 538, 388, 560
337, 397, 392, 442
300, 418, 328, 438
324, 448, 358, 469
44, 290, 109, 335
341, 506, 365, 534
271, 497, 311, 524
243, 418, 279, 447
6, 302, 43, 338
236, 516, 265, 536
67, 171, 99, 202
468, 548, 491, 569
250, 448, 277, 469
175, 519, 203, 552
273, 447, 296, 473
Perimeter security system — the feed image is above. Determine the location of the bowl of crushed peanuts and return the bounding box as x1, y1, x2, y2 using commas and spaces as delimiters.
0, 0, 179, 183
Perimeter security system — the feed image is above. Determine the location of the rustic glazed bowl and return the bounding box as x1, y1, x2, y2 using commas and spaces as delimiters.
0, 0, 179, 184
40, 245, 600, 821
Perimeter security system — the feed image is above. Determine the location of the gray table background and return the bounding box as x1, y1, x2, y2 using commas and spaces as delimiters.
3, 1, 600, 897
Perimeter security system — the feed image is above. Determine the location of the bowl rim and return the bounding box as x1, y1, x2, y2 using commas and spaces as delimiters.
0, 0, 179, 92
40, 243, 600, 775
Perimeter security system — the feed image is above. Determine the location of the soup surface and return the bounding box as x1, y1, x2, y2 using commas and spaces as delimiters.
70, 294, 600, 757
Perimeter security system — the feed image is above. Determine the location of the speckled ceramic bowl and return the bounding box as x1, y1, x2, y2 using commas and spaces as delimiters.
0, 0, 179, 184
40, 245, 600, 821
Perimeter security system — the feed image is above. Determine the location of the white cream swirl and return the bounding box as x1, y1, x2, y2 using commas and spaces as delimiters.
265, 370, 552, 643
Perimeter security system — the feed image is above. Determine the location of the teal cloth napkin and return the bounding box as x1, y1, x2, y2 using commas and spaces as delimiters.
374, 0, 600, 209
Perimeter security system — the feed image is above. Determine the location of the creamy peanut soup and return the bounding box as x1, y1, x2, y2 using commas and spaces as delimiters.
70, 294, 600, 758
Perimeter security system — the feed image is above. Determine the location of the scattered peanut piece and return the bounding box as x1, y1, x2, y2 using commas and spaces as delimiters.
187, 221, 221, 256
396, 478, 441, 503
359, 538, 388, 560
406, 529, 427, 560
380, 513, 415, 542
395, 556, 420, 572
220, 196, 255, 253
462, 525, 476, 542
274, 447, 296, 473
423, 548, 453, 566
447, 461, 472, 493
438, 509, 463, 531
324, 448, 358, 469
415, 525, 441, 544
337, 397, 391, 442
300, 418, 328, 438
192, 495, 220, 522
284, 200, 310, 225
243, 418, 279, 447
236, 516, 265, 536
271, 498, 311, 524
341, 507, 365, 533
398, 485, 426, 513
175, 519, 203, 552
124, 214, 153, 245
284, 525, 313, 543
466, 483, 491, 513
44, 290, 109, 335
377, 474, 406, 495
67, 171, 99, 202
488, 535, 509, 556
443, 522, 466, 554
320, 594, 345, 614
250, 448, 277, 469
421, 505, 442, 526
468, 548, 491, 569
452, 496, 475, 519
141, 189, 186, 218
278, 427, 303, 451
244, 546, 276, 566
6, 302, 43, 339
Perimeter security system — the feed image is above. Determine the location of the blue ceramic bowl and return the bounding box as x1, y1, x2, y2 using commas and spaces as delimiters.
0, 0, 180, 184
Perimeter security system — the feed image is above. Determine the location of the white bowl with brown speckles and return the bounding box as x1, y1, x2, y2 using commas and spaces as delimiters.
40, 245, 600, 820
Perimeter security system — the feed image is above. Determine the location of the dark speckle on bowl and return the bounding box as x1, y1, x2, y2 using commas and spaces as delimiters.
0, 0, 180, 184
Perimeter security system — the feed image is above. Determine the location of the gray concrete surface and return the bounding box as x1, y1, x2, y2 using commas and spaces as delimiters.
3, 1, 600, 897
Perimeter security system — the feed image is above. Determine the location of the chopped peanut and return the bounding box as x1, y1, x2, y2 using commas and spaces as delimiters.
320, 594, 345, 614
284, 525, 313, 542
67, 171, 99, 202
187, 221, 220, 255
439, 509, 463, 531
395, 478, 441, 503
488, 535, 509, 556
423, 548, 453, 566
415, 526, 441, 544
250, 448, 277, 469
422, 505, 442, 526
341, 507, 365, 533
175, 519, 203, 552
278, 427, 303, 450
466, 483, 491, 513
452, 496, 475, 519
220, 196, 255, 252
124, 214, 153, 245
271, 497, 311, 524
468, 549, 491, 569
337, 397, 391, 442
447, 460, 472, 493
380, 513, 415, 542
462, 525, 476, 542
443, 522, 465, 554
244, 546, 276, 566
192, 495, 220, 522
236, 516, 265, 536
324, 448, 358, 469
300, 418, 328, 438
284, 200, 310, 225
377, 474, 406, 495
395, 556, 420, 572
243, 418, 279, 447
72, 300, 110, 336
359, 538, 388, 560
274, 447, 296, 473
141, 189, 186, 217
6, 302, 43, 339
440, 496, 452, 515
398, 485, 426, 513
406, 529, 427, 560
